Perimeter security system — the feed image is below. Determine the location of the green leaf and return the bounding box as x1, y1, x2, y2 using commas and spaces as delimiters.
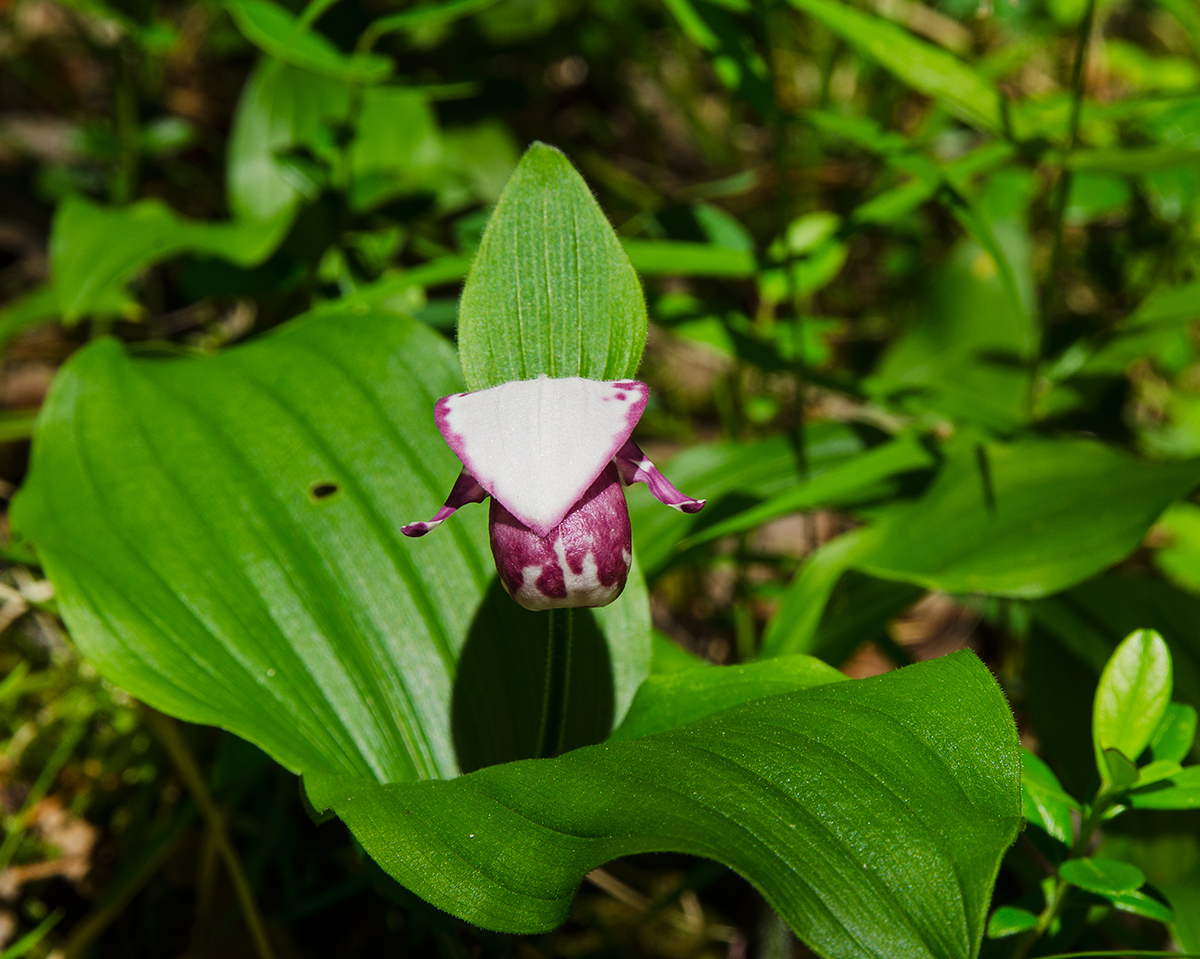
1059, 856, 1146, 895
649, 630, 708, 673
857, 439, 1200, 598
1108, 888, 1176, 923
225, 0, 391, 82
807, 572, 925, 668
785, 0, 1004, 133
1021, 749, 1078, 846
1104, 748, 1140, 791
456, 143, 648, 389
620, 239, 756, 277
313, 652, 1021, 955
0, 285, 60, 346
48, 196, 290, 322
227, 58, 352, 222
683, 433, 934, 549
609, 655, 846, 741
986, 905, 1038, 938
359, 0, 501, 46
1137, 759, 1184, 787
1101, 808, 1200, 948
1151, 702, 1198, 764
762, 527, 875, 657
866, 225, 1034, 434
1129, 765, 1200, 810
1094, 629, 1173, 783
349, 86, 443, 211
628, 424, 868, 577
11, 310, 651, 785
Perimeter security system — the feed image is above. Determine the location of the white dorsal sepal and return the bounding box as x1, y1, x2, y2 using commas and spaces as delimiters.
436, 375, 648, 537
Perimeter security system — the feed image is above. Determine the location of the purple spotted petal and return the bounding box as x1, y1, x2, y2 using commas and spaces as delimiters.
401, 468, 489, 537
489, 463, 631, 610
614, 438, 706, 513
436, 376, 648, 537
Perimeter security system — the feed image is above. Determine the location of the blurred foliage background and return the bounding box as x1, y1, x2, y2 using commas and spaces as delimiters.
1, 0, 1199, 953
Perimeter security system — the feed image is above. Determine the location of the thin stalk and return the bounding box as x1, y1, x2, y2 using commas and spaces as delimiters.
144, 710, 277, 959
1039, 0, 1097, 328
0, 721, 84, 873
110, 44, 140, 206
757, 1, 808, 477
1010, 787, 1115, 959
535, 608, 574, 759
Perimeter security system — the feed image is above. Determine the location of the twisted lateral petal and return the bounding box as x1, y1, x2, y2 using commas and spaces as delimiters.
436, 376, 648, 537
401, 468, 489, 537
614, 438, 706, 513
489, 463, 632, 610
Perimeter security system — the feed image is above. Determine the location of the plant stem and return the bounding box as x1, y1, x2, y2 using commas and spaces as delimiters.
1039, 0, 1097, 328
535, 608, 574, 759
1010, 789, 1114, 959
144, 710, 277, 959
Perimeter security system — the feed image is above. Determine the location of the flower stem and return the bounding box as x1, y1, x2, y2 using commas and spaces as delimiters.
1039, 0, 1097, 327
536, 608, 574, 759
144, 710, 277, 959
1010, 789, 1115, 959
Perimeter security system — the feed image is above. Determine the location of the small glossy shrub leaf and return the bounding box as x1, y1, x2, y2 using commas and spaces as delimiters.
1059, 857, 1146, 895
313, 652, 1021, 956
1130, 766, 1200, 809
1137, 760, 1184, 787
11, 311, 651, 785
1104, 749, 1141, 790
1110, 889, 1175, 923
1152, 703, 1198, 763
1094, 629, 1173, 782
456, 143, 648, 389
1021, 749, 1078, 846
986, 906, 1038, 938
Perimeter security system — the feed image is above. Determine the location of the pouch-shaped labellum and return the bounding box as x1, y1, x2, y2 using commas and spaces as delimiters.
403, 376, 705, 610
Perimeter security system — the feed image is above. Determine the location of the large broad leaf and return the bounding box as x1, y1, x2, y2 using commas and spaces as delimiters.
857, 437, 1200, 596
765, 438, 1200, 655
456, 143, 648, 389
11, 310, 651, 784
47, 195, 289, 322
311, 651, 1021, 957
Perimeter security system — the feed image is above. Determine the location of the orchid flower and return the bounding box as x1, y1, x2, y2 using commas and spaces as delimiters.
402, 375, 705, 610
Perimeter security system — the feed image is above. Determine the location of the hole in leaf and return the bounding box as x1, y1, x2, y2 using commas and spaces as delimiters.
309, 481, 339, 501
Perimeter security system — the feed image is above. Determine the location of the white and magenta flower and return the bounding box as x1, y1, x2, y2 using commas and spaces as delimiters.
403, 375, 705, 610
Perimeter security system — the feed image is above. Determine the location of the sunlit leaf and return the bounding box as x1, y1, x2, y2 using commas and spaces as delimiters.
226, 0, 391, 82
456, 143, 647, 389
1094, 630, 1172, 784
1059, 857, 1145, 895
312, 652, 1021, 956
11, 310, 651, 784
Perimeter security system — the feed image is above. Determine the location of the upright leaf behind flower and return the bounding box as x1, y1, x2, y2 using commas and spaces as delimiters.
456, 143, 648, 389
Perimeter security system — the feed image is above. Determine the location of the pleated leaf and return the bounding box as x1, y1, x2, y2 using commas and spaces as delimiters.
10, 311, 651, 784
312, 652, 1021, 957
456, 142, 648, 389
